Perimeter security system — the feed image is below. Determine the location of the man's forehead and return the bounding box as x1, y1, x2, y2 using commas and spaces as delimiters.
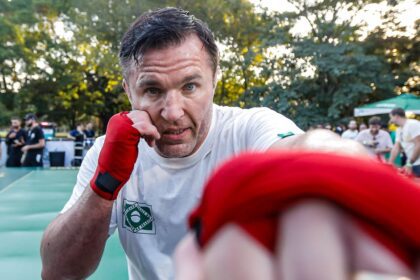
126, 35, 212, 74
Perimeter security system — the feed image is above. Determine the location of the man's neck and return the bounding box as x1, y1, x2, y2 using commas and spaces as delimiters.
400, 118, 407, 127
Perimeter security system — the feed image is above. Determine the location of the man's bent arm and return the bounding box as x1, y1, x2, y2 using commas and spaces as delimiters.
41, 187, 113, 279
270, 129, 368, 156
27, 139, 46, 150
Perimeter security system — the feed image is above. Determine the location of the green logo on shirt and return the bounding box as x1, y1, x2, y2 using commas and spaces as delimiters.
123, 200, 155, 234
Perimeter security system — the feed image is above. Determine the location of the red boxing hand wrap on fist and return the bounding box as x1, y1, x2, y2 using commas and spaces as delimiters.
189, 151, 420, 267
90, 112, 141, 200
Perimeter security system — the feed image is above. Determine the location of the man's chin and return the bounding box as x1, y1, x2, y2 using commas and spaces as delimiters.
154, 143, 195, 158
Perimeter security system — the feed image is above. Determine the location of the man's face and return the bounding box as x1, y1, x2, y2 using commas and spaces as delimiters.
124, 35, 216, 158
369, 124, 380, 135
11, 119, 20, 129
389, 114, 401, 126
25, 118, 34, 128
348, 121, 357, 130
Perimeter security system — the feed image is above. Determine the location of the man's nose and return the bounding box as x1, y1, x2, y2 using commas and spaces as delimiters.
161, 90, 184, 122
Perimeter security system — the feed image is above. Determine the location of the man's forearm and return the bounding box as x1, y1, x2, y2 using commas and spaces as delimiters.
41, 187, 113, 279
408, 143, 420, 165
388, 145, 400, 164
26, 142, 45, 150
270, 130, 369, 157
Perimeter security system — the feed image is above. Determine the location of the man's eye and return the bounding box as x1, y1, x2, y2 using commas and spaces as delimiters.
145, 88, 161, 95
183, 83, 196, 92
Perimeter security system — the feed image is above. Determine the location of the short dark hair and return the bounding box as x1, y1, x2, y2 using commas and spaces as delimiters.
390, 107, 405, 118
368, 116, 381, 126
119, 7, 219, 78
24, 113, 37, 121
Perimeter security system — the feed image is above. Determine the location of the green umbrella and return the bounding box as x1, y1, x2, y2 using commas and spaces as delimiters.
354, 93, 420, 117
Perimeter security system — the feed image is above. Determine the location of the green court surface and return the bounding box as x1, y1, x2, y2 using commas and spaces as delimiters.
0, 167, 128, 279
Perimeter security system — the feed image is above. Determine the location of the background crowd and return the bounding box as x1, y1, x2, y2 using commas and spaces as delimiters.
0, 113, 96, 168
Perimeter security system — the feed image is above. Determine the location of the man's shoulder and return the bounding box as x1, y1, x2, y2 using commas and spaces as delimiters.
406, 119, 420, 129
357, 130, 369, 136
94, 135, 105, 147
378, 129, 391, 137
214, 104, 278, 121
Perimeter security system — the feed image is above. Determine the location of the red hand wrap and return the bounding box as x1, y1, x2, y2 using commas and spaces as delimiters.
90, 112, 141, 200
189, 151, 420, 267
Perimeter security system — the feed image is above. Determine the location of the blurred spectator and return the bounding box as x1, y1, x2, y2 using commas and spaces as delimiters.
334, 125, 344, 135
355, 116, 393, 161
324, 123, 332, 130
21, 113, 45, 167
68, 124, 85, 167
68, 123, 85, 140
5, 117, 26, 167
389, 107, 420, 177
83, 122, 95, 138
341, 120, 358, 140
359, 123, 367, 131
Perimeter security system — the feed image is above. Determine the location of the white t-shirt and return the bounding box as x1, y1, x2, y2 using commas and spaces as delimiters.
341, 129, 358, 140
396, 119, 420, 166
61, 104, 303, 279
355, 129, 393, 160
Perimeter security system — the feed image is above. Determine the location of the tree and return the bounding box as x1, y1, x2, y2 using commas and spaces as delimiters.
244, 0, 398, 129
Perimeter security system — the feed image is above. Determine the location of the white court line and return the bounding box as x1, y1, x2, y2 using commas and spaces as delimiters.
0, 171, 34, 195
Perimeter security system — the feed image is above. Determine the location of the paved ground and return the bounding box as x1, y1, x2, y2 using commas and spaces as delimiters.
0, 167, 128, 279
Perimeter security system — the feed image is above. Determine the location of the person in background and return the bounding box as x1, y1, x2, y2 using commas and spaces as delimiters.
359, 123, 367, 131
324, 123, 332, 130
22, 113, 45, 167
83, 122, 96, 138
341, 120, 358, 140
68, 123, 85, 167
5, 117, 26, 167
68, 123, 85, 140
355, 116, 393, 161
334, 125, 344, 135
389, 107, 420, 177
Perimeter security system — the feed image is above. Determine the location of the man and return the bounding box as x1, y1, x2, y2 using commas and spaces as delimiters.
68, 123, 86, 167
5, 117, 26, 167
355, 116, 393, 161
40, 8, 383, 280
67, 123, 85, 140
341, 119, 358, 140
83, 122, 96, 138
389, 107, 420, 177
22, 113, 45, 167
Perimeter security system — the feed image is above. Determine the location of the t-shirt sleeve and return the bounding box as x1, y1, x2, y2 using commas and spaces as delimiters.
243, 108, 304, 151
408, 121, 420, 140
37, 127, 45, 140
60, 137, 103, 213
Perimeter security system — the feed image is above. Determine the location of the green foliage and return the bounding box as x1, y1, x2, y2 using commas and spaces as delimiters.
0, 0, 418, 132
241, 0, 407, 129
